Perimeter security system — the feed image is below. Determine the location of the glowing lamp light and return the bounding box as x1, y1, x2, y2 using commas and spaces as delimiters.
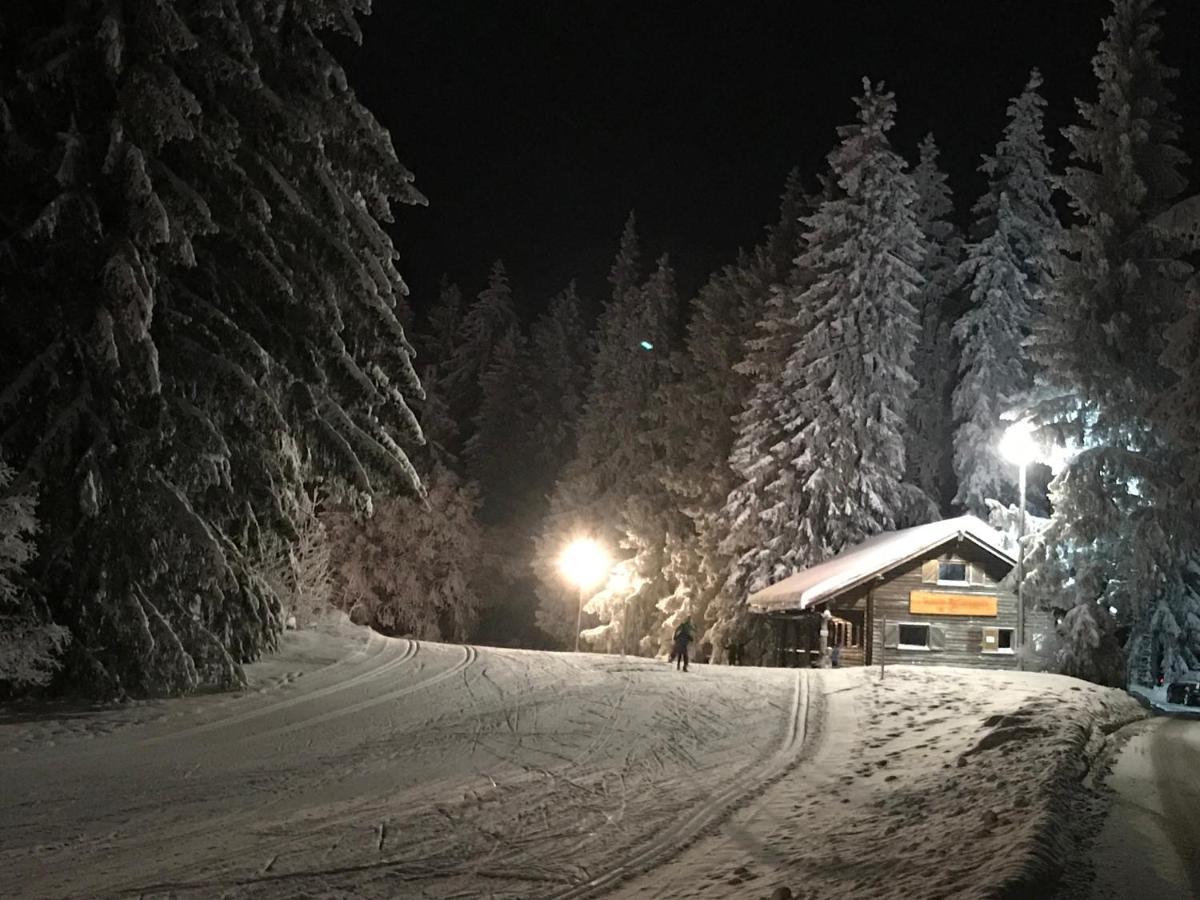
559, 538, 609, 590
1046, 442, 1078, 475
639, 340, 654, 351
999, 419, 1038, 467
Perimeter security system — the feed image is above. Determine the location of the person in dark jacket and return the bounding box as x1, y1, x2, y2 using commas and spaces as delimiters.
672, 618, 697, 672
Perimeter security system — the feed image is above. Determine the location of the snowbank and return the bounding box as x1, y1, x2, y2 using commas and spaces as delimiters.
612, 665, 1145, 900
0, 617, 370, 752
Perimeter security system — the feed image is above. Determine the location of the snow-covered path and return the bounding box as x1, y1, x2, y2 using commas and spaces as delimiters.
1089, 716, 1200, 900
0, 624, 1144, 899
610, 666, 1144, 900
0, 627, 808, 898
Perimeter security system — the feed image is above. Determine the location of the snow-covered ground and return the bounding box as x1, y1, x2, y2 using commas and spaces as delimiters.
0, 622, 1142, 899
609, 666, 1143, 900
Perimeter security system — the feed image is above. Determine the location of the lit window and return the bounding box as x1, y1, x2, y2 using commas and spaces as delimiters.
937, 560, 968, 584
898, 623, 930, 649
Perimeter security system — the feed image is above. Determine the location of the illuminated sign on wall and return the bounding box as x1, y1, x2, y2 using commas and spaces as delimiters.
909, 591, 998, 617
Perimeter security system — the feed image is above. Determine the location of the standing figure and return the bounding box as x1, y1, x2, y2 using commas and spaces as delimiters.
673, 618, 697, 672
725, 641, 745, 666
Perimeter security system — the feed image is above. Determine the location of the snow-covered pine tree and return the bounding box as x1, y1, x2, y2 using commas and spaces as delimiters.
526, 284, 590, 479
1025, 0, 1193, 683
0, 0, 426, 694
325, 465, 482, 641
952, 194, 1038, 516
465, 326, 537, 524
971, 70, 1059, 268
0, 457, 70, 689
465, 285, 590, 650
1156, 280, 1200, 678
409, 280, 471, 465
657, 172, 811, 656
419, 279, 465, 365
709, 80, 928, 649
535, 221, 643, 627
441, 261, 519, 440
534, 222, 679, 651
0, 458, 36, 615
905, 135, 963, 513
784, 81, 930, 562
596, 257, 684, 653
254, 486, 334, 629
953, 70, 1059, 518
705, 276, 809, 651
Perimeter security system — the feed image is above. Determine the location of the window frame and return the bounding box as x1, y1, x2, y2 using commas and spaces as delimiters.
936, 558, 970, 586
981, 626, 1016, 654
897, 622, 931, 651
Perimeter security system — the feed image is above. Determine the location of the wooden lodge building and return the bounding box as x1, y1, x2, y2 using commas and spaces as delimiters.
747, 516, 1051, 669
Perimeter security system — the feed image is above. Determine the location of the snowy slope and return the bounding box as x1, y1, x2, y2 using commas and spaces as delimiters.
609, 666, 1143, 900
0, 623, 1140, 899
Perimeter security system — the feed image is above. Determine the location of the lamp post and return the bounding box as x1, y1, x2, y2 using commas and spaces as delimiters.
999, 419, 1037, 659
558, 538, 610, 653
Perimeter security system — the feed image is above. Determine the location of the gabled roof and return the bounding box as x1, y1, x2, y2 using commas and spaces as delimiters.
747, 516, 1015, 614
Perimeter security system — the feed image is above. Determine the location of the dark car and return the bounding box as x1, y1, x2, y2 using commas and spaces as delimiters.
1166, 680, 1200, 705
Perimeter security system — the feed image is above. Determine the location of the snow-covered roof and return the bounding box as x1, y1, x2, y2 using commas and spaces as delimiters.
748, 516, 1015, 613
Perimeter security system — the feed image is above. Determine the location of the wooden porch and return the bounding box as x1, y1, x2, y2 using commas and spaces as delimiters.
767, 608, 867, 667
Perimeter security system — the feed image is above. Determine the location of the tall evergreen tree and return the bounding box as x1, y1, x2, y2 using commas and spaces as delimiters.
594, 257, 683, 653
953, 195, 1040, 517
534, 222, 680, 650
972, 69, 1059, 266
526, 284, 590, 478
1025, 0, 1194, 683
441, 261, 518, 440
410, 281, 466, 462
419, 279, 464, 365
0, 0, 426, 694
0, 457, 70, 688
540, 217, 643, 548
473, 284, 591, 649
906, 135, 963, 511
465, 327, 537, 524
953, 70, 1059, 517
656, 172, 811, 654
783, 81, 930, 560
1156, 274, 1200, 679
710, 80, 928, 648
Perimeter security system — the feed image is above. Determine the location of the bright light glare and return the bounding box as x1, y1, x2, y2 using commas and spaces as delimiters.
559, 538, 610, 589
999, 419, 1038, 466
1045, 441, 1077, 475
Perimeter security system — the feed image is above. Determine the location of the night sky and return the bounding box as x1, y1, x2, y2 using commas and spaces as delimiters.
340, 1, 1200, 319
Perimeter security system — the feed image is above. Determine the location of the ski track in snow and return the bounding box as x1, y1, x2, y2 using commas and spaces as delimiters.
0, 623, 1144, 900
549, 670, 819, 899
0, 627, 802, 899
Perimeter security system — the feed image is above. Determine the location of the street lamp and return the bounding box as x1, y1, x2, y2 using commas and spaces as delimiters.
559, 538, 610, 652
1000, 419, 1038, 659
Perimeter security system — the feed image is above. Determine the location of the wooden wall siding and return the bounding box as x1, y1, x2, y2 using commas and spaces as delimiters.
864, 538, 1024, 670
837, 646, 865, 667
759, 536, 1052, 669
